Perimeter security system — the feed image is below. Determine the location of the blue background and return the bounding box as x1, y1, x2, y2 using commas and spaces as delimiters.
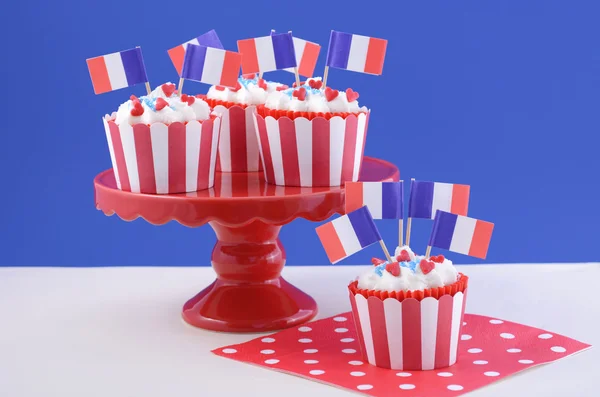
1, 0, 599, 266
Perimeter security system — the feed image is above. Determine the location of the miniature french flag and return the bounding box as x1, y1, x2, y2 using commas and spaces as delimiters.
237, 32, 297, 74
167, 30, 224, 75
271, 30, 321, 77
181, 44, 241, 88
325, 30, 387, 75
345, 181, 404, 220
86, 47, 148, 95
408, 180, 470, 219
429, 211, 494, 259
316, 206, 382, 264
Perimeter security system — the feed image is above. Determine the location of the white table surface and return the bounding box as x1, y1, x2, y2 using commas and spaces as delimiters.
0, 263, 598, 397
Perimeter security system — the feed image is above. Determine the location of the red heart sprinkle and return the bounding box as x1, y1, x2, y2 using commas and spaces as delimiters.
396, 249, 411, 263
276, 85, 289, 91
385, 262, 401, 277
346, 88, 359, 102
186, 96, 195, 105
292, 81, 305, 88
258, 79, 268, 90
420, 259, 436, 275
155, 98, 168, 111
215, 86, 226, 91
161, 83, 176, 97
308, 80, 323, 89
181, 94, 189, 102
130, 101, 144, 116
293, 87, 307, 101
130, 95, 138, 102
325, 87, 339, 102
230, 82, 242, 92
371, 257, 386, 266
431, 255, 445, 263
243, 73, 256, 79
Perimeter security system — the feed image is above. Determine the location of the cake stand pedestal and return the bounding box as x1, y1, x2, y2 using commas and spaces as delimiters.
94, 157, 399, 333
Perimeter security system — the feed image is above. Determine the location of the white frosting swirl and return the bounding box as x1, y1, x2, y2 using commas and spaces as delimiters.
206, 76, 287, 105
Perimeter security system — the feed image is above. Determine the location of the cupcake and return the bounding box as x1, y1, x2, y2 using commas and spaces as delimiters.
348, 245, 468, 370
253, 77, 370, 187
204, 75, 287, 173
103, 82, 221, 194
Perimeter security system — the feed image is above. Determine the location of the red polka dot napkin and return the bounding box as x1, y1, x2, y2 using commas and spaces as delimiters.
212, 313, 591, 396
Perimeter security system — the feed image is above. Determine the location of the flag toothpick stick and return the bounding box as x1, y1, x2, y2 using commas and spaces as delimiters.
258, 72, 264, 79
322, 66, 329, 88
425, 245, 432, 258
399, 219, 404, 247
177, 78, 184, 95
145, 82, 152, 95
379, 240, 393, 263
293, 67, 301, 87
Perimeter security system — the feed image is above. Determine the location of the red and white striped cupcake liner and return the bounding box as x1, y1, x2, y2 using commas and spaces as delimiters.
102, 116, 221, 194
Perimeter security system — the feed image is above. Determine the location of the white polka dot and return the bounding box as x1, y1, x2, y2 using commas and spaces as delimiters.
396, 372, 412, 377
304, 360, 319, 364
222, 348, 237, 354
357, 385, 373, 391
261, 338, 276, 343
437, 372, 453, 377
298, 338, 312, 344
461, 334, 472, 340
350, 371, 366, 377
342, 349, 357, 354
334, 316, 347, 322
489, 319, 504, 324
551, 346, 567, 353
519, 359, 534, 364
264, 359, 280, 365
538, 333, 553, 339
335, 328, 349, 333
348, 360, 364, 366
260, 349, 275, 355
473, 360, 488, 365
447, 385, 464, 391
298, 326, 312, 332
507, 348, 522, 353
309, 370, 325, 375
304, 349, 318, 354
484, 371, 500, 377
468, 348, 482, 354
463, 322, 467, 326
500, 333, 515, 339
399, 384, 416, 390
341, 338, 355, 343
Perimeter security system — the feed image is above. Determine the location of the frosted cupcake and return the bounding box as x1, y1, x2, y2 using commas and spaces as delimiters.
349, 245, 468, 370
103, 83, 220, 194
254, 78, 370, 187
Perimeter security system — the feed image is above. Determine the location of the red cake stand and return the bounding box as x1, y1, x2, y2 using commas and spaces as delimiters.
94, 157, 399, 333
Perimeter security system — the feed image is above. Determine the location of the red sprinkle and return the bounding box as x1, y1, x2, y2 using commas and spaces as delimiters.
257, 78, 268, 90
430, 255, 445, 263
292, 81, 305, 88
186, 96, 195, 105
230, 81, 242, 92
420, 259, 436, 275
243, 73, 256, 79
215, 86, 226, 91
292, 87, 307, 101
325, 87, 339, 102
346, 88, 360, 102
181, 94, 189, 102
385, 262, 401, 277
308, 79, 323, 89
396, 249, 411, 263
130, 101, 144, 116
130, 95, 138, 102
276, 85, 289, 91
371, 257, 386, 266
155, 98, 168, 111
161, 83, 176, 97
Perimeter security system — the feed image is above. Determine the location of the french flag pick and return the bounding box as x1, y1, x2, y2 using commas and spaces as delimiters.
181, 44, 241, 88
237, 32, 297, 74
429, 211, 495, 259
271, 30, 321, 77
345, 181, 404, 220
316, 206, 382, 264
408, 180, 470, 219
325, 30, 387, 75
86, 47, 148, 95
168, 30, 224, 75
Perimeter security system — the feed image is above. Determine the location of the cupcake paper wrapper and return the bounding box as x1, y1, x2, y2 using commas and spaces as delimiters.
253, 112, 369, 187
103, 117, 220, 194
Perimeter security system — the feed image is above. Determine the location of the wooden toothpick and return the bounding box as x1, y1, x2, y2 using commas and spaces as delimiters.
322, 66, 329, 89
379, 240, 393, 263
145, 82, 152, 96
425, 245, 432, 259
177, 78, 184, 96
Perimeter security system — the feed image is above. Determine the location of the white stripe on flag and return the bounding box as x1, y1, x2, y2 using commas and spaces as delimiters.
421, 297, 439, 370
150, 123, 169, 194
346, 34, 370, 73
432, 182, 453, 219
329, 117, 346, 186
363, 182, 383, 219
201, 47, 226, 86
266, 117, 285, 185
449, 215, 477, 255
184, 38, 200, 50
355, 295, 376, 365
295, 117, 313, 186
104, 52, 128, 91
332, 215, 362, 256
255, 36, 277, 72
119, 124, 140, 193
449, 292, 464, 366
185, 121, 202, 192
384, 298, 403, 369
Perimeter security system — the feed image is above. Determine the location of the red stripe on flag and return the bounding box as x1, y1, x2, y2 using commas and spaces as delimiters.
298, 42, 320, 77
228, 107, 248, 172
345, 182, 364, 214
87, 57, 112, 94
255, 115, 275, 184
168, 123, 186, 193
435, 294, 454, 368
315, 222, 346, 263
108, 122, 131, 191
220, 51, 242, 88
402, 299, 422, 370
341, 115, 358, 183
451, 184, 470, 216
312, 118, 330, 186
197, 120, 215, 190
364, 38, 387, 75
237, 39, 260, 75
368, 297, 391, 368
469, 220, 494, 259
167, 45, 186, 76
133, 125, 156, 194
279, 117, 300, 186
349, 294, 368, 362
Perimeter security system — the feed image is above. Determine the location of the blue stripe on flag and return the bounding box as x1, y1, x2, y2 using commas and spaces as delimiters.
347, 207, 381, 248
181, 44, 207, 82
408, 180, 434, 219
120, 48, 148, 86
197, 30, 224, 49
381, 181, 404, 219
429, 211, 457, 250
271, 33, 297, 69
326, 31, 352, 69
